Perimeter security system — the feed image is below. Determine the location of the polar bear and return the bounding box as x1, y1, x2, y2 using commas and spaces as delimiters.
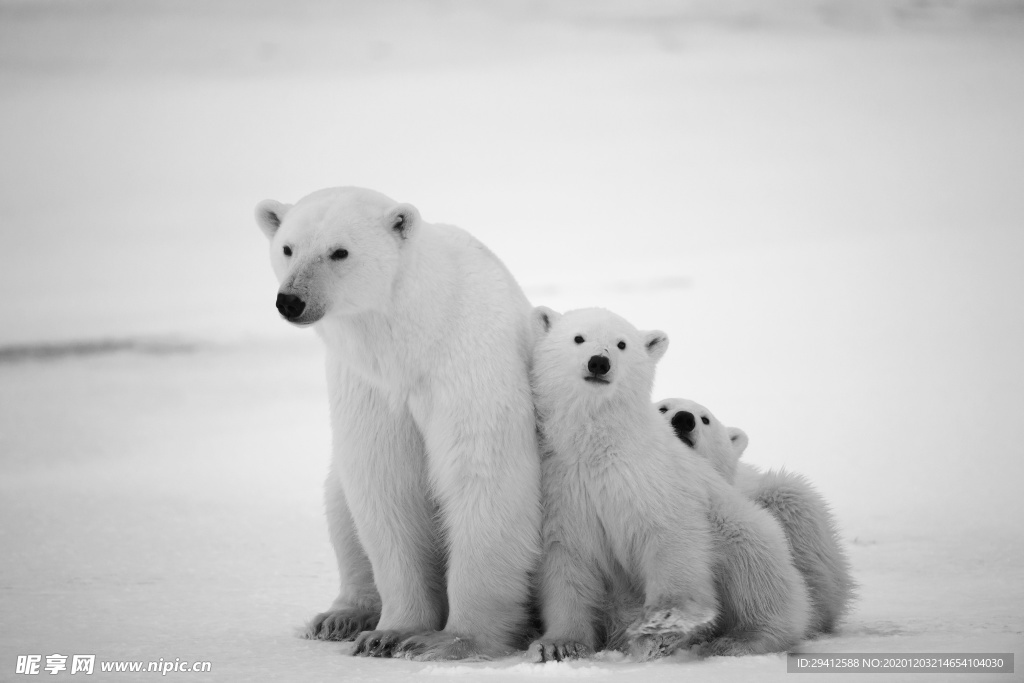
255, 187, 542, 660
656, 398, 856, 635
528, 307, 810, 661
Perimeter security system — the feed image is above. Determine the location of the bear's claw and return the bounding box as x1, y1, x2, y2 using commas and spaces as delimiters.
528, 639, 592, 663
306, 608, 380, 641
352, 629, 406, 657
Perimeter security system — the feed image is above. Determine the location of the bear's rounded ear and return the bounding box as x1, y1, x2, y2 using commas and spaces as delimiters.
727, 427, 749, 457
642, 330, 669, 362
532, 306, 561, 338
255, 199, 291, 239
386, 203, 420, 240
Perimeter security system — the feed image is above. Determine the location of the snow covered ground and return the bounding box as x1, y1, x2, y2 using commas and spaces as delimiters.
1, 1, 1022, 680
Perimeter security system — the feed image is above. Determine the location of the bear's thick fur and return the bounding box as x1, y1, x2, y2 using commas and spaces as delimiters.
657, 397, 856, 635
256, 187, 541, 660
529, 308, 809, 661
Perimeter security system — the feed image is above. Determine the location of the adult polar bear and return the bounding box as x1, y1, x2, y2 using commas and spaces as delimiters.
255, 187, 542, 660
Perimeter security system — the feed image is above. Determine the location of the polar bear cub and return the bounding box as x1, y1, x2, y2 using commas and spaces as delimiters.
255, 187, 542, 660
657, 398, 856, 635
529, 307, 810, 660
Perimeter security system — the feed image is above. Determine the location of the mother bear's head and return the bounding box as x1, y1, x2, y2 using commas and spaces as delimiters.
255, 187, 419, 325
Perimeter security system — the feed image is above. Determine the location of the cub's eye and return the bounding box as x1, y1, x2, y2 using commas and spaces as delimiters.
282, 246, 292, 257
330, 248, 349, 261
701, 416, 710, 425
658, 406, 668, 413
617, 341, 626, 350
574, 335, 585, 344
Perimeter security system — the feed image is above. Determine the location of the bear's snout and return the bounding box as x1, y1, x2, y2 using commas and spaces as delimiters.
587, 355, 610, 376
671, 411, 696, 448
276, 292, 307, 321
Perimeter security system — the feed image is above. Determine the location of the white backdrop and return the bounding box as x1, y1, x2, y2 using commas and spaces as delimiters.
1, 1, 1021, 681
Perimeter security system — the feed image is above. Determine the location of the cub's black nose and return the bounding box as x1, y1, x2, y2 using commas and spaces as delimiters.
587, 355, 610, 376
671, 410, 696, 434
671, 410, 696, 447
276, 293, 306, 320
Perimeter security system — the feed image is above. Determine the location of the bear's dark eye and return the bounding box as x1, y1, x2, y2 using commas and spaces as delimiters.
330, 248, 349, 261
617, 341, 626, 350
574, 335, 584, 344
283, 246, 292, 257
701, 416, 710, 425
658, 406, 668, 413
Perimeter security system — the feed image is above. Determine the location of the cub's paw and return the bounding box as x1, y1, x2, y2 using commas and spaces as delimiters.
626, 601, 717, 638
396, 630, 487, 661
627, 633, 686, 662
352, 629, 407, 658
528, 638, 593, 663
305, 608, 380, 641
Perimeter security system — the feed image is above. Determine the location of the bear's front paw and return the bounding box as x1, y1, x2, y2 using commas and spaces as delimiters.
306, 608, 380, 641
396, 630, 486, 661
626, 601, 716, 638
352, 629, 406, 658
528, 638, 592, 663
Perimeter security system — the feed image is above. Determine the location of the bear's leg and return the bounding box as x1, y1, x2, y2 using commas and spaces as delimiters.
529, 461, 605, 662
600, 567, 646, 654
704, 499, 811, 655
398, 399, 542, 660
628, 519, 719, 645
305, 467, 381, 641
331, 379, 447, 657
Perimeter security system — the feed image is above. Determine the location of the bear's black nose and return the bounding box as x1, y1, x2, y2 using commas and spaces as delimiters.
587, 355, 610, 376
276, 293, 306, 321
671, 411, 696, 434
671, 411, 696, 447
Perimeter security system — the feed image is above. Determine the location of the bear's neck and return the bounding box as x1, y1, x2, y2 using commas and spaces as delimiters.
315, 229, 502, 397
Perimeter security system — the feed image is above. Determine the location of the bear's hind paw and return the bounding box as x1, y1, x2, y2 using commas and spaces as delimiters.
627, 601, 717, 638
627, 633, 688, 661
699, 634, 792, 657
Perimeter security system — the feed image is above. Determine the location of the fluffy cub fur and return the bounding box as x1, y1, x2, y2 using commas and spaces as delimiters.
529, 307, 810, 661
657, 397, 856, 634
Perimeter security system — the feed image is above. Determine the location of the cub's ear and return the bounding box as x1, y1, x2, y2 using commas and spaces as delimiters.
642, 330, 669, 362
727, 427, 749, 457
532, 306, 561, 338
386, 203, 420, 240
255, 199, 291, 239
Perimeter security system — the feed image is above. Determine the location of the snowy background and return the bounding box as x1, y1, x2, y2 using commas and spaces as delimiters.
1, 0, 1022, 681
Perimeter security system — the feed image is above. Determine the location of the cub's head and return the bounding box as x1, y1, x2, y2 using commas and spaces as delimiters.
532, 306, 668, 408
655, 397, 748, 483
255, 187, 419, 326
